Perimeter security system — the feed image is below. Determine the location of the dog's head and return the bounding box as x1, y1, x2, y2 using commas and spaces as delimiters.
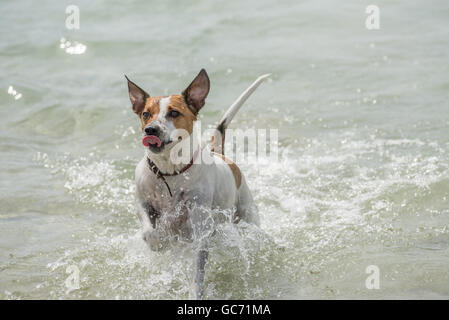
126, 69, 210, 154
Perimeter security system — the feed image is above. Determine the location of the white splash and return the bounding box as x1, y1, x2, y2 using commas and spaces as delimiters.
60, 37, 87, 55
7, 85, 22, 100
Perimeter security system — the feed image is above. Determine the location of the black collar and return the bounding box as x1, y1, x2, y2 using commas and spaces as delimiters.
146, 151, 197, 197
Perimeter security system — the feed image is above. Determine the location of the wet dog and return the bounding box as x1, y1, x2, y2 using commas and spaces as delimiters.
126, 69, 268, 298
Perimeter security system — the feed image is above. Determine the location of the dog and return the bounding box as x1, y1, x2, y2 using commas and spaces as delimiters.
125, 69, 269, 299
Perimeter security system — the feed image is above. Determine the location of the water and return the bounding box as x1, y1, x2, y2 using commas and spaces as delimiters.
1, 0, 449, 299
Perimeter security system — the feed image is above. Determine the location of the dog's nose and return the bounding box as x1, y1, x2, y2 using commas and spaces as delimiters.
144, 125, 160, 136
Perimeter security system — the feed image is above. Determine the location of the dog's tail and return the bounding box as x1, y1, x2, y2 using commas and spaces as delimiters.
210, 73, 271, 155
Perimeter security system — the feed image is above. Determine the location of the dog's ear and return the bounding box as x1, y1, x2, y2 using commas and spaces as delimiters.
125, 75, 149, 114
182, 69, 210, 114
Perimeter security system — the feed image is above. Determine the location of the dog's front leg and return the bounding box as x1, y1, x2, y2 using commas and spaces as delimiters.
195, 237, 209, 300
137, 201, 168, 251
181, 195, 215, 300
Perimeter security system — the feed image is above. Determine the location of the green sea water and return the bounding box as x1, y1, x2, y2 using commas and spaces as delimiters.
0, 0, 448, 299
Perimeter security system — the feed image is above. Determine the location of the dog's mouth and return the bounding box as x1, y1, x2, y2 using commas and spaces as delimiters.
142, 135, 171, 153
143, 135, 161, 147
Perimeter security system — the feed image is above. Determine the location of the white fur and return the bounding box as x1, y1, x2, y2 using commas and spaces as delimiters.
145, 96, 181, 174
158, 96, 170, 120
134, 74, 268, 298
136, 143, 259, 249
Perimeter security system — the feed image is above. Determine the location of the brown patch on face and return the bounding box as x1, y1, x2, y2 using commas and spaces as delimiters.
212, 152, 242, 189
138, 95, 197, 134
167, 95, 197, 134
139, 96, 162, 131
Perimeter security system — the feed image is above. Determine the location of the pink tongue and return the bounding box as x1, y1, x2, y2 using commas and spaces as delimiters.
142, 135, 162, 148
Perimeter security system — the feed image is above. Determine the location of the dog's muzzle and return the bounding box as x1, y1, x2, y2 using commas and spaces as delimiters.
143, 124, 166, 152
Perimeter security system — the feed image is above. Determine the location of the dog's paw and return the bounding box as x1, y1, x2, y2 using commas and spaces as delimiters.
142, 230, 167, 251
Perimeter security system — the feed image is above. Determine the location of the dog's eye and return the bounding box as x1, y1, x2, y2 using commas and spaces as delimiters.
142, 111, 150, 119
168, 110, 180, 118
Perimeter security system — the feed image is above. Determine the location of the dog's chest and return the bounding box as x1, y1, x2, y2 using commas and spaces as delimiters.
135, 155, 238, 213
136, 161, 200, 210
137, 173, 176, 210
